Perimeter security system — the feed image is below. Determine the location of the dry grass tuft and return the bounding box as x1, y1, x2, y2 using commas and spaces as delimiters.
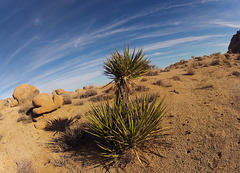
135, 85, 149, 92
16, 159, 35, 173
18, 103, 33, 115
145, 69, 160, 76
89, 94, 113, 102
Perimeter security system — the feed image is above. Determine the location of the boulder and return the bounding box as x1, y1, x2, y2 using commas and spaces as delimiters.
83, 86, 88, 90
32, 93, 63, 115
10, 100, 18, 107
75, 88, 82, 92
228, 30, 240, 53
54, 88, 67, 95
13, 84, 39, 105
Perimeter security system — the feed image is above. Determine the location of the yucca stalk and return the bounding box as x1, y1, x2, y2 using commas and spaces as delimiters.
86, 94, 167, 164
103, 45, 150, 101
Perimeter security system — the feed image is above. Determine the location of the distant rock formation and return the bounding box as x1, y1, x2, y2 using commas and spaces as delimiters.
228, 30, 240, 53
32, 93, 63, 115
12, 84, 39, 106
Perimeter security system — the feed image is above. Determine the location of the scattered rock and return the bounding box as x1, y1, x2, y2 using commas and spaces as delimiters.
83, 86, 88, 90
10, 99, 19, 107
75, 88, 82, 92
228, 30, 240, 53
32, 93, 63, 115
53, 88, 68, 95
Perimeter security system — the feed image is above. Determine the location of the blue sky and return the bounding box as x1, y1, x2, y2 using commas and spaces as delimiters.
0, 0, 240, 99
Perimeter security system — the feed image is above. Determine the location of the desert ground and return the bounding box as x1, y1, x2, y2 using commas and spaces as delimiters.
0, 52, 240, 172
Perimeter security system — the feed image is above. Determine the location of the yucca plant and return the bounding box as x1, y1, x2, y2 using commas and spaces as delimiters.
86, 94, 167, 165
103, 45, 150, 101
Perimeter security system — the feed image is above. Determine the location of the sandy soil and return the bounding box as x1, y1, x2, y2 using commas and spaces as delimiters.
0, 53, 239, 172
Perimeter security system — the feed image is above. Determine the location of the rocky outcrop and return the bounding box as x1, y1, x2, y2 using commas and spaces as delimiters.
53, 88, 67, 95
32, 93, 63, 115
12, 84, 39, 105
10, 100, 18, 107
228, 30, 240, 53
75, 88, 82, 92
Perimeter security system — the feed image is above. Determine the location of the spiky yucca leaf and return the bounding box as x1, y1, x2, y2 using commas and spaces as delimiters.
86, 94, 167, 162
103, 45, 150, 100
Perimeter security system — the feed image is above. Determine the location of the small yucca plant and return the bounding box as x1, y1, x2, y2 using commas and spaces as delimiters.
86, 94, 167, 165
103, 45, 150, 100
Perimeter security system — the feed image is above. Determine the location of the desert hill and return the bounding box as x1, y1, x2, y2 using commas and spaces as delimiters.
0, 52, 240, 172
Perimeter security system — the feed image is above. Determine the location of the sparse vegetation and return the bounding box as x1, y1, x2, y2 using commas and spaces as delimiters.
153, 79, 172, 87
86, 94, 168, 164
103, 44, 150, 100
74, 100, 84, 106
171, 75, 181, 81
17, 116, 32, 124
211, 52, 221, 56
61, 93, 72, 105
232, 71, 240, 77
18, 104, 33, 115
80, 89, 98, 98
140, 77, 148, 82
16, 159, 35, 173
211, 59, 220, 66
186, 67, 195, 75
135, 85, 149, 92
225, 53, 230, 59
145, 69, 160, 76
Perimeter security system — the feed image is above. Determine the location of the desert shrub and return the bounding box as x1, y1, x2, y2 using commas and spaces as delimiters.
232, 71, 240, 77
211, 59, 220, 66
186, 67, 195, 75
16, 159, 35, 173
153, 80, 172, 87
61, 94, 72, 105
211, 52, 221, 56
80, 89, 98, 98
74, 100, 84, 106
17, 116, 32, 124
89, 95, 113, 102
195, 57, 204, 61
140, 77, 148, 82
86, 94, 167, 164
171, 75, 181, 81
18, 104, 33, 115
237, 55, 240, 60
145, 69, 159, 76
135, 85, 149, 92
225, 53, 230, 59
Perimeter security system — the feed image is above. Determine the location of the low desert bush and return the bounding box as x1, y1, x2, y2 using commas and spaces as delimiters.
80, 89, 98, 98
16, 159, 35, 173
141, 77, 148, 82
153, 80, 172, 87
145, 69, 159, 76
17, 116, 32, 124
86, 94, 167, 163
88, 84, 95, 89
61, 94, 72, 105
18, 104, 33, 115
211, 59, 220, 66
74, 100, 84, 106
89, 95, 113, 102
225, 53, 230, 59
211, 52, 221, 56
232, 71, 240, 77
186, 67, 195, 75
171, 75, 181, 81
135, 85, 149, 92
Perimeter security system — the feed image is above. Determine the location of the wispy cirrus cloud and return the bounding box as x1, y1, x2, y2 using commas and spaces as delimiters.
211, 21, 240, 28
143, 35, 226, 51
